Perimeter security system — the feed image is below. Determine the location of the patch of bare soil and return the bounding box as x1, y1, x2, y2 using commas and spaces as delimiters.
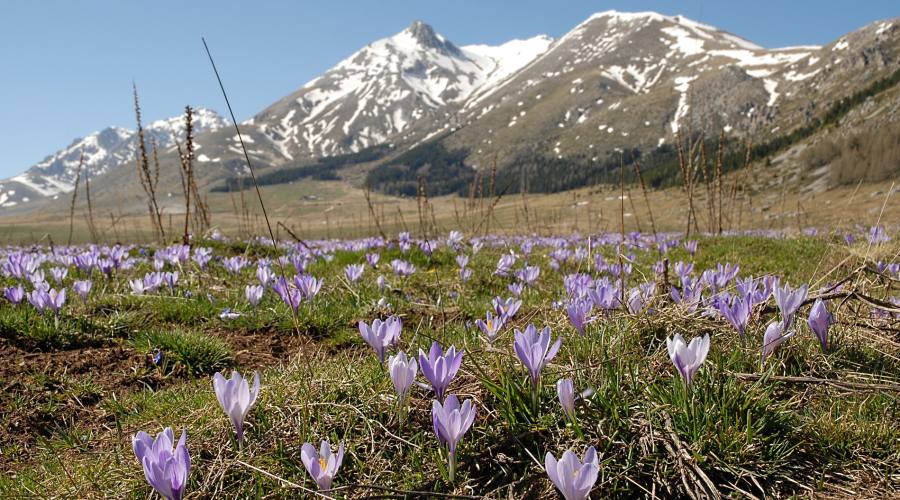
0, 336, 160, 467
210, 327, 311, 369
0, 328, 311, 468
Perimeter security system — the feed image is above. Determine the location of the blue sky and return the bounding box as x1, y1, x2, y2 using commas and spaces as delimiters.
1, 0, 897, 177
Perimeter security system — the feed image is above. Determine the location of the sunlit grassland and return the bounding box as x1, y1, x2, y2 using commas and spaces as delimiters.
1, 235, 898, 498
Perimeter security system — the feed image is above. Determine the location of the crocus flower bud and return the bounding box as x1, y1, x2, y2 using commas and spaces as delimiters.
388, 351, 417, 401
212, 370, 261, 444
807, 298, 832, 352
557, 378, 575, 420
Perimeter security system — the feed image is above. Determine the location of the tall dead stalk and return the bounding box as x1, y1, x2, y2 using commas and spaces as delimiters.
84, 167, 98, 242
67, 150, 85, 245
133, 84, 165, 242
633, 159, 657, 240
176, 105, 195, 243
715, 131, 724, 234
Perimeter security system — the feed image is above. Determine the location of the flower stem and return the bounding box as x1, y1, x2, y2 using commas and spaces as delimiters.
448, 449, 456, 483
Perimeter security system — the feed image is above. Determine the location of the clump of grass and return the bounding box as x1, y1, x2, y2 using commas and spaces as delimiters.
0, 306, 107, 350
132, 329, 232, 376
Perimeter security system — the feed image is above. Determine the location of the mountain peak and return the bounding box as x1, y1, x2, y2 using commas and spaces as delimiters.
406, 20, 436, 42
397, 20, 462, 56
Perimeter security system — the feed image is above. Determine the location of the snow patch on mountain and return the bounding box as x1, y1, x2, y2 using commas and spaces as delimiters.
0, 108, 229, 209
250, 21, 552, 159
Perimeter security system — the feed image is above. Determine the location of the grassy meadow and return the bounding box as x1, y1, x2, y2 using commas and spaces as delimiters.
1, 227, 898, 498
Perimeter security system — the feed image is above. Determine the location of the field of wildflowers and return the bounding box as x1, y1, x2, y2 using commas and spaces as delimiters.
1, 227, 899, 498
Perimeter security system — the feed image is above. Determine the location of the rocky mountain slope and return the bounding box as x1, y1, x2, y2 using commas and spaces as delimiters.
0, 109, 229, 208
437, 11, 899, 176
3, 12, 898, 213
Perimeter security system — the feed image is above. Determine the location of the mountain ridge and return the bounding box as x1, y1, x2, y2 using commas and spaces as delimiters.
2, 12, 898, 212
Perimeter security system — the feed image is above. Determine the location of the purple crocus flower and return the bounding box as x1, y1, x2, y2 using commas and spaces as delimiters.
494, 253, 516, 276
735, 276, 759, 302
273, 278, 302, 314
132, 428, 191, 500
390, 259, 416, 277
431, 395, 476, 483
192, 247, 212, 269
143, 272, 164, 292
73, 280, 92, 302
344, 264, 365, 283
761, 321, 793, 362
256, 265, 274, 286
366, 252, 380, 268
301, 440, 344, 490
701, 263, 739, 293
492, 296, 522, 322
513, 324, 562, 390
294, 274, 323, 301
3, 284, 25, 305
418, 341, 463, 401
29, 269, 45, 286
652, 260, 666, 276
557, 378, 575, 421
212, 370, 261, 444
44, 288, 66, 315
545, 446, 599, 500
807, 298, 832, 352
516, 265, 540, 286
358, 316, 402, 363
566, 300, 592, 336
773, 281, 808, 329
455, 254, 469, 269
27, 289, 47, 312
388, 351, 417, 401
717, 294, 752, 337
245, 284, 264, 307
447, 230, 464, 249
589, 280, 619, 312
474, 311, 504, 343
671, 277, 702, 312
162, 271, 179, 290
867, 225, 890, 244
129, 279, 146, 296
460, 267, 473, 283
50, 267, 68, 284
508, 282, 524, 296
683, 240, 698, 256
666, 333, 710, 387
626, 287, 648, 315
222, 256, 248, 274
673, 261, 694, 280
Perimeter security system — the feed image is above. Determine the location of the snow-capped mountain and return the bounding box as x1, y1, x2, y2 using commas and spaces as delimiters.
244, 21, 553, 160
3, 12, 898, 212
443, 12, 815, 162
437, 11, 898, 173
0, 108, 229, 208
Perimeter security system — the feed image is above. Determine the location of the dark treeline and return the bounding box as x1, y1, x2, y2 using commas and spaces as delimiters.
364, 141, 475, 196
